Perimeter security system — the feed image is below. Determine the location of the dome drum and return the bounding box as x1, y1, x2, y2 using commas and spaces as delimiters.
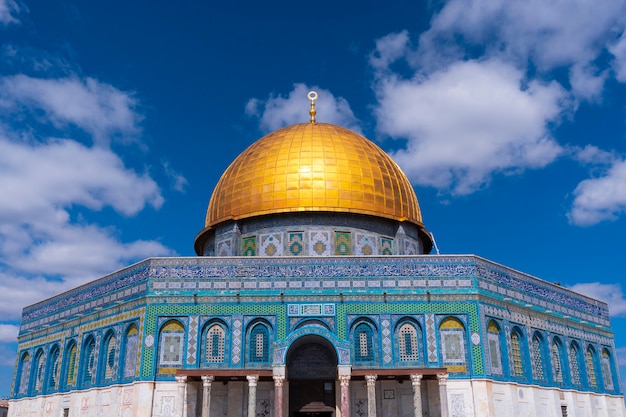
195, 212, 431, 257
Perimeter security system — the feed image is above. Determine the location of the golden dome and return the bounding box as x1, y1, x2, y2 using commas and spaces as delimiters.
204, 122, 424, 228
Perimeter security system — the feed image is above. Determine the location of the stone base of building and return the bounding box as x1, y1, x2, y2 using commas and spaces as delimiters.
8, 379, 626, 417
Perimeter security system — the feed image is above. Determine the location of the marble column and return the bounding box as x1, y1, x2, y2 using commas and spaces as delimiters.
247, 375, 259, 417
365, 374, 377, 417
273, 375, 284, 417
437, 373, 449, 417
339, 375, 351, 417
175, 375, 187, 417
201, 375, 214, 417
410, 374, 423, 417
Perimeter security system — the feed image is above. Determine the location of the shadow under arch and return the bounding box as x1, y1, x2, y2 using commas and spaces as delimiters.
285, 334, 338, 417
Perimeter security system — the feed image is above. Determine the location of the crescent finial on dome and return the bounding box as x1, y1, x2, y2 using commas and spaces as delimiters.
308, 91, 318, 123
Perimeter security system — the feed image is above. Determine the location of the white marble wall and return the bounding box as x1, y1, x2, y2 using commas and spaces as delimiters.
7, 379, 625, 417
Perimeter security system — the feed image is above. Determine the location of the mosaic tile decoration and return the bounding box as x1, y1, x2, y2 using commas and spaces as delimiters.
309, 231, 332, 256
355, 233, 378, 256
187, 316, 198, 365
216, 238, 233, 257
381, 316, 392, 363
381, 238, 393, 255
403, 240, 418, 255
287, 232, 304, 256
259, 233, 283, 256
334, 232, 351, 255
426, 314, 437, 362
242, 236, 256, 256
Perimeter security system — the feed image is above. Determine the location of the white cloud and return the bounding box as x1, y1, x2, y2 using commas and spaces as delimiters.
568, 158, 626, 225
374, 59, 567, 195
420, 0, 626, 72
370, 30, 411, 72
0, 0, 20, 25
568, 282, 626, 317
246, 83, 361, 134
609, 31, 626, 82
0, 75, 141, 144
0, 324, 18, 342
0, 135, 171, 282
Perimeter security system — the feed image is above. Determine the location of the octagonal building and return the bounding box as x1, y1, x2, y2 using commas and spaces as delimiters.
9, 100, 625, 417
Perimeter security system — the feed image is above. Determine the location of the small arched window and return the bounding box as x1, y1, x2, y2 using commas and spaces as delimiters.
569, 342, 581, 386
585, 346, 597, 388
249, 323, 270, 363
550, 338, 564, 384
32, 349, 45, 393
16, 352, 30, 395
122, 325, 139, 379
64, 343, 77, 388
46, 345, 61, 392
81, 336, 96, 386
511, 329, 524, 377
102, 331, 117, 382
439, 317, 466, 371
159, 320, 185, 367
205, 324, 226, 363
487, 320, 503, 375
530, 333, 545, 381
601, 349, 614, 390
354, 322, 375, 363
398, 322, 419, 362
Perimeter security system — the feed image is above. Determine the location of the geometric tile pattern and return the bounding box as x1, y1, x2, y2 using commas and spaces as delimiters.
308, 231, 332, 256
334, 232, 351, 255
242, 236, 256, 256
287, 232, 304, 256
232, 316, 243, 364
426, 313, 437, 362
186, 316, 198, 365
259, 233, 283, 256
355, 233, 377, 256
381, 316, 392, 363
381, 238, 393, 255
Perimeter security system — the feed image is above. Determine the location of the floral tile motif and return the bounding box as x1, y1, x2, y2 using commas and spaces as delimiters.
260, 233, 283, 256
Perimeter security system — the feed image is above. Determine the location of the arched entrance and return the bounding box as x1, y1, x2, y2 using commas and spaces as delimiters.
286, 335, 338, 417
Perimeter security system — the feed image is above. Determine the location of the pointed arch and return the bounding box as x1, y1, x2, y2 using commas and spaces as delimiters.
203, 320, 227, 364
530, 331, 546, 381
80, 335, 96, 387
122, 324, 139, 379
46, 344, 61, 392
550, 337, 564, 384
352, 319, 376, 363
101, 330, 117, 382
585, 345, 597, 388
486, 320, 504, 375
31, 348, 45, 393
568, 341, 582, 386
600, 348, 615, 391
63, 341, 78, 388
396, 319, 421, 363
158, 320, 185, 367
439, 316, 467, 372
248, 321, 271, 364
510, 326, 525, 378
15, 352, 30, 396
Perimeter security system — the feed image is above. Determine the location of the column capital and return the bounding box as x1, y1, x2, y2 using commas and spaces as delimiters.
410, 374, 423, 386
436, 373, 448, 385
273, 375, 285, 387
339, 374, 351, 387
202, 375, 215, 386
175, 375, 187, 384
247, 374, 259, 387
365, 374, 378, 385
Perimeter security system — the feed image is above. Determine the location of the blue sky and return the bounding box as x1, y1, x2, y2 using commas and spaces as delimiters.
1, 0, 626, 397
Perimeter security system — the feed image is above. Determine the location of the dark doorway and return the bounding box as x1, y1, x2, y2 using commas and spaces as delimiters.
286, 336, 337, 417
